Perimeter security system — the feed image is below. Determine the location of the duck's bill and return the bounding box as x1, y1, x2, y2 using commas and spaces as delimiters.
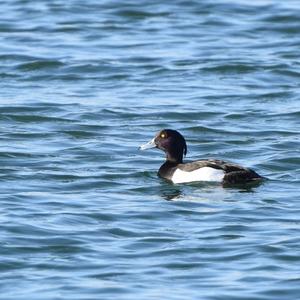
139, 138, 156, 150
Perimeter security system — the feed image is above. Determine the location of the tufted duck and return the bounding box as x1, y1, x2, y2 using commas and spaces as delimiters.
139, 129, 263, 185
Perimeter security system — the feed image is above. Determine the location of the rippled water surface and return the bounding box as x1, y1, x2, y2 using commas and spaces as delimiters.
1, 1, 300, 299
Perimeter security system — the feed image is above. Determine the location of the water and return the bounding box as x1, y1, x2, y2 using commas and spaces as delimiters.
1, 0, 300, 299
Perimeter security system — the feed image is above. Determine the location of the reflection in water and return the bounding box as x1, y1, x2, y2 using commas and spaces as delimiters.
159, 180, 263, 201
160, 187, 183, 201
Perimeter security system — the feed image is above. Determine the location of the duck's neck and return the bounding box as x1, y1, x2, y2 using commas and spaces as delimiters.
166, 151, 183, 164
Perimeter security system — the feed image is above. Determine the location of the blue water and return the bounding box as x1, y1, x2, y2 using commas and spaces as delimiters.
1, 1, 300, 299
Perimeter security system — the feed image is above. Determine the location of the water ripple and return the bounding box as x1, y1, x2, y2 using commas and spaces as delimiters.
1, 1, 300, 300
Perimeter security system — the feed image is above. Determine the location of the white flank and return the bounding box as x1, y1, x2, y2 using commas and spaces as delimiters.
172, 167, 224, 184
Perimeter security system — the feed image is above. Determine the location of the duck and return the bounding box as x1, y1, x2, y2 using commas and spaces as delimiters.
139, 129, 263, 185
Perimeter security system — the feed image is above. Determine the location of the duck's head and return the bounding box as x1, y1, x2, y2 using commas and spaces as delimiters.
139, 129, 187, 163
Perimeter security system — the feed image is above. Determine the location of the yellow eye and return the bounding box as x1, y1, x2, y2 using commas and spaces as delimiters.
160, 133, 166, 138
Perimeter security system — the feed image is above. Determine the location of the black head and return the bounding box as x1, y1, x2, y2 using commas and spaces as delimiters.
140, 129, 187, 163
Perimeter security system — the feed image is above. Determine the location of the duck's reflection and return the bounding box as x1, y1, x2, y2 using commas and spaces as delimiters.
159, 180, 263, 201
160, 187, 182, 201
